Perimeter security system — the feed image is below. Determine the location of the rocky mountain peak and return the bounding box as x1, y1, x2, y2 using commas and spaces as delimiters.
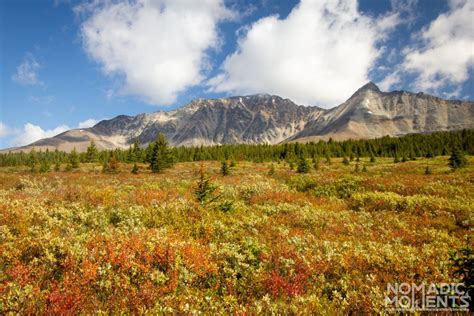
3, 83, 473, 153
349, 81, 381, 98
360, 81, 381, 92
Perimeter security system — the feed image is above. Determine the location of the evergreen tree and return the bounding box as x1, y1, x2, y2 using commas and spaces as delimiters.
426, 149, 435, 158
362, 165, 368, 172
54, 161, 60, 172
195, 163, 218, 204
448, 148, 467, 170
370, 155, 376, 163
221, 161, 230, 176
39, 159, 51, 173
297, 156, 309, 173
85, 141, 98, 162
342, 156, 350, 165
230, 160, 236, 168
149, 134, 174, 173
27, 149, 37, 172
69, 148, 80, 169
131, 163, 139, 174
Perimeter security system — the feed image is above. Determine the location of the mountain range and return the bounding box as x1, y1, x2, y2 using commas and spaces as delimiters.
4, 82, 474, 152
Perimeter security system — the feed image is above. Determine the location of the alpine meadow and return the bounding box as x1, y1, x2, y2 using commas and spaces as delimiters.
1, 0, 473, 314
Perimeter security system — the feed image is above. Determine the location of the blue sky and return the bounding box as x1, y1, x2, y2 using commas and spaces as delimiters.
0, 0, 473, 149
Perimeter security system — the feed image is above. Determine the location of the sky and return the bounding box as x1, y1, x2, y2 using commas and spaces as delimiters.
0, 0, 473, 149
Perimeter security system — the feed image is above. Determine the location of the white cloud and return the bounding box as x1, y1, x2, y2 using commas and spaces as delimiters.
0, 122, 10, 138
208, 0, 399, 107
3, 118, 100, 147
401, 0, 474, 92
77, 0, 234, 105
378, 72, 402, 91
11, 123, 70, 147
78, 118, 98, 128
11, 54, 42, 86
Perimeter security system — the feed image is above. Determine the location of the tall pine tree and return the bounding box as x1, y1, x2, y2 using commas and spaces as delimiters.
149, 133, 174, 173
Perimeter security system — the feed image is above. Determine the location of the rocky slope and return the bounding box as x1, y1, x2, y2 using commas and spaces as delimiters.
4, 83, 474, 152
288, 82, 474, 142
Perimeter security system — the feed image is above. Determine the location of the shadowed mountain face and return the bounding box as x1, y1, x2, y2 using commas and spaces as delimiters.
5, 83, 474, 152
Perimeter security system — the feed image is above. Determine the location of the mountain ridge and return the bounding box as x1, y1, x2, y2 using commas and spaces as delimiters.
3, 83, 473, 152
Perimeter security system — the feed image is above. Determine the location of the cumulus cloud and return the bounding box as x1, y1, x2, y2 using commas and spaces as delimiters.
208, 0, 399, 107
400, 0, 473, 92
378, 72, 402, 91
0, 122, 10, 138
2, 119, 99, 147
11, 123, 69, 147
11, 54, 42, 86
78, 118, 98, 128
77, 0, 234, 105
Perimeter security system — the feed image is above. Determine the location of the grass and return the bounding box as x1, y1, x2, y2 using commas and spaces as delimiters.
0, 157, 472, 313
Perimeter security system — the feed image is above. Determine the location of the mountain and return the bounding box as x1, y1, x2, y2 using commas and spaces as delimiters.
287, 82, 474, 142
4, 83, 474, 152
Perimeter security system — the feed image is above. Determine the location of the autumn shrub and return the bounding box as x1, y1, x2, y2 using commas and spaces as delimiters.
0, 157, 472, 314
287, 175, 316, 192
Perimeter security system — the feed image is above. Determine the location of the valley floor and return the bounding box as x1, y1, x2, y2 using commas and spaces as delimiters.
0, 157, 472, 313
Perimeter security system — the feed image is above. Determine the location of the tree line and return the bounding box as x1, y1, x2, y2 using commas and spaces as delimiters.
0, 129, 472, 170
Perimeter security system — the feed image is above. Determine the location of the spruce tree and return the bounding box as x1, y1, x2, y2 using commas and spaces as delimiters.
85, 141, 98, 162
448, 148, 467, 170
370, 155, 376, 163
27, 149, 37, 172
221, 160, 230, 176
69, 148, 80, 169
362, 165, 368, 172
39, 159, 51, 173
297, 156, 309, 173
131, 163, 139, 174
426, 149, 435, 158
195, 163, 218, 204
149, 133, 174, 173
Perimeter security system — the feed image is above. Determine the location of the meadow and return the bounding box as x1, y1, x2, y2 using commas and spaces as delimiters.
0, 156, 472, 314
